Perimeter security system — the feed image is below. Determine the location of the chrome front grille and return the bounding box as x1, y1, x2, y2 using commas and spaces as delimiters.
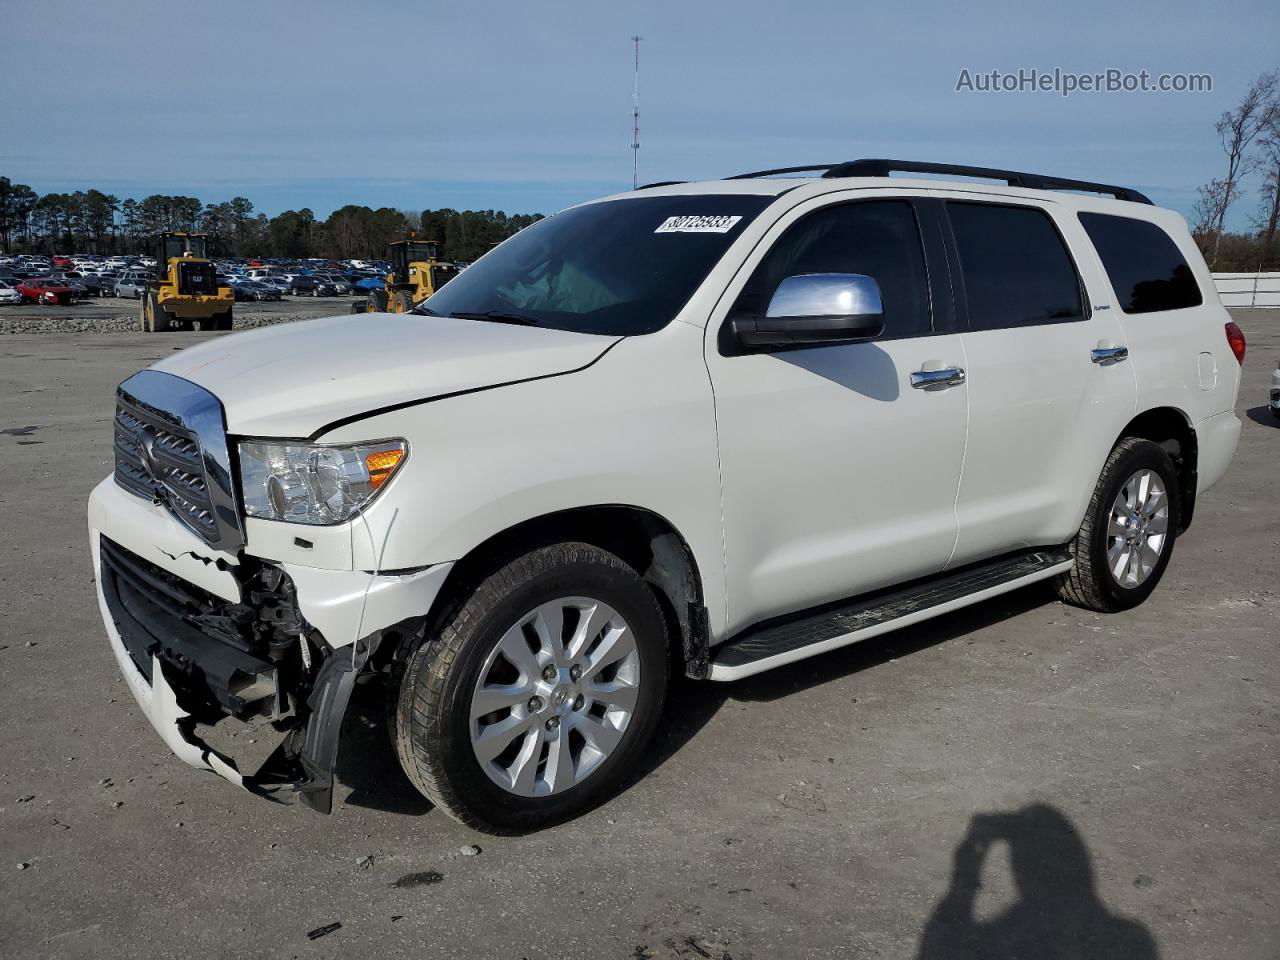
114, 400, 219, 540
112, 371, 243, 549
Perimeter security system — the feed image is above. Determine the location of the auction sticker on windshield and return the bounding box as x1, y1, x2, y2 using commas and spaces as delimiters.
654, 215, 744, 234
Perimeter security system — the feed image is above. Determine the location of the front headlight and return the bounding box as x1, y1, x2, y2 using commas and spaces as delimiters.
238, 439, 407, 525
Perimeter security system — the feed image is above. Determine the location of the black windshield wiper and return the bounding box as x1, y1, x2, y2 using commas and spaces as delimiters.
411, 304, 440, 316
448, 310, 539, 326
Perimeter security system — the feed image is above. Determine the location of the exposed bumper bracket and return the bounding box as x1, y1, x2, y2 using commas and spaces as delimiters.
246, 634, 377, 814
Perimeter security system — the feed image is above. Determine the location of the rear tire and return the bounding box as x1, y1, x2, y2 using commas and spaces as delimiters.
1056, 437, 1180, 612
199, 310, 233, 332
367, 288, 390, 313
393, 542, 669, 833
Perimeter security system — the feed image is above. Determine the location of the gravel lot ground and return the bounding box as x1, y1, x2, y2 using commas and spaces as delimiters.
0, 312, 1276, 959
0, 295, 356, 334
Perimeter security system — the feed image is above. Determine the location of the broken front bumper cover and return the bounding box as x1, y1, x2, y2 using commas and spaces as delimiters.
93, 532, 368, 813
88, 478, 453, 814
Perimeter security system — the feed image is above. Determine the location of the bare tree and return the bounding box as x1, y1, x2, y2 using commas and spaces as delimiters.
1252, 107, 1280, 259
1196, 70, 1278, 265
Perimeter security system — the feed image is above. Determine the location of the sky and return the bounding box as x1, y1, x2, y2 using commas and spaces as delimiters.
2, 0, 1277, 229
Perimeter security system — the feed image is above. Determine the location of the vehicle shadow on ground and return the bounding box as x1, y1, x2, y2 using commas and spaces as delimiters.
332, 583, 1061, 818
337, 682, 434, 816
632, 583, 1058, 786
916, 804, 1160, 959
725, 583, 1054, 704
1244, 405, 1278, 428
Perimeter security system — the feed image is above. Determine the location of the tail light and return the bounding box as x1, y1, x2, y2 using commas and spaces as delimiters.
1225, 321, 1247, 365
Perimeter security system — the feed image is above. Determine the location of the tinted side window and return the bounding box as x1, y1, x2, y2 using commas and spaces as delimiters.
1079, 212, 1202, 313
947, 202, 1084, 330
735, 200, 932, 338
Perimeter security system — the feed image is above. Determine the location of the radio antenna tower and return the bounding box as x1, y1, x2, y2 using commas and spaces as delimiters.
630, 35, 642, 189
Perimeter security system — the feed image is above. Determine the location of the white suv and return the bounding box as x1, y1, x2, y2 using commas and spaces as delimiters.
88, 159, 1243, 832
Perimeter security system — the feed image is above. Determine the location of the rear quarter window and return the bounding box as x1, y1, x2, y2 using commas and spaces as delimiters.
1078, 212, 1202, 313
946, 201, 1084, 331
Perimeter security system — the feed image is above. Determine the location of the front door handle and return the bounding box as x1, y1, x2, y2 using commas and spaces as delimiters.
911, 366, 966, 390
1091, 345, 1129, 365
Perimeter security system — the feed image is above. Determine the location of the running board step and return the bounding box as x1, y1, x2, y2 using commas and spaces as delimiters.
709, 548, 1073, 681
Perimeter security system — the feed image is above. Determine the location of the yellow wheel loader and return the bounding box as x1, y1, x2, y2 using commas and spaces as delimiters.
141, 232, 234, 332
352, 240, 459, 314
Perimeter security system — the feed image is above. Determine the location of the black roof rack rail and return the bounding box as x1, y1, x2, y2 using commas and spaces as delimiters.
824, 159, 1152, 204
724, 165, 840, 180
635, 180, 686, 190
723, 158, 1151, 204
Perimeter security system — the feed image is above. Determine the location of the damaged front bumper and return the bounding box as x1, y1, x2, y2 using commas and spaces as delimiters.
88, 477, 452, 813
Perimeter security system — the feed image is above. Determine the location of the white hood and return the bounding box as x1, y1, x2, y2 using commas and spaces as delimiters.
150, 312, 619, 438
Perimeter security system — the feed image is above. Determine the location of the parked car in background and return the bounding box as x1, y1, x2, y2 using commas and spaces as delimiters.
81, 273, 119, 297
260, 276, 291, 296
113, 274, 151, 299
0, 280, 22, 304
237, 280, 281, 301
351, 273, 384, 292
316, 273, 351, 294
62, 278, 91, 300
17, 277, 79, 305
229, 280, 258, 302
289, 275, 334, 296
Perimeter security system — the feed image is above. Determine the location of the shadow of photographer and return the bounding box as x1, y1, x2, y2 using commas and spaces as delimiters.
918, 804, 1159, 959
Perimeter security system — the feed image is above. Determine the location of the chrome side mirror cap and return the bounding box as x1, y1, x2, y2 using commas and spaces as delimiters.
766, 272, 884, 320
731, 273, 886, 352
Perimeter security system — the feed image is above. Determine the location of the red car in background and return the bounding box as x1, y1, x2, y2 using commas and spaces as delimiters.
16, 278, 80, 305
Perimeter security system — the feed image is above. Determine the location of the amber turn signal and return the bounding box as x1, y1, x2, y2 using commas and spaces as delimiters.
366, 448, 407, 489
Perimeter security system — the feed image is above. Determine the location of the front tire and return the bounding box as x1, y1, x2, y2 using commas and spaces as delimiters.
394, 542, 669, 833
142, 292, 172, 332
1056, 437, 1180, 612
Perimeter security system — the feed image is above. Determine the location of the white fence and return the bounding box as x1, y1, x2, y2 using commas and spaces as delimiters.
1212, 273, 1280, 308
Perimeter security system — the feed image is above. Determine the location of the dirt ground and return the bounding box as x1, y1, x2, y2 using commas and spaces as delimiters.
0, 295, 356, 333
0, 312, 1276, 959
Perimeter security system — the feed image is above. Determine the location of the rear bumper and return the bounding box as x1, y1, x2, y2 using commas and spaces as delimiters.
1195, 410, 1242, 495
87, 476, 454, 813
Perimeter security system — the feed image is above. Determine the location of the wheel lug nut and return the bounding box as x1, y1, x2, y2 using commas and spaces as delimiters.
528, 696, 543, 711
542, 665, 557, 682
573, 694, 584, 710
545, 717, 560, 731
569, 665, 582, 682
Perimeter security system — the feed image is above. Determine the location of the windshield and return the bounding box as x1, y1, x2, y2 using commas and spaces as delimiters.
418, 194, 771, 335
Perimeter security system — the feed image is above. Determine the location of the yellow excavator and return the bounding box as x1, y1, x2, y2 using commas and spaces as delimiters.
142, 232, 234, 332
353, 239, 459, 314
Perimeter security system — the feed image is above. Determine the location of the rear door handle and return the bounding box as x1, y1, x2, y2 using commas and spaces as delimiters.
1091, 345, 1129, 365
910, 366, 966, 390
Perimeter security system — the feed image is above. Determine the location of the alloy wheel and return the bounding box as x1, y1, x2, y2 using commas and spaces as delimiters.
469, 596, 641, 797
1106, 468, 1169, 588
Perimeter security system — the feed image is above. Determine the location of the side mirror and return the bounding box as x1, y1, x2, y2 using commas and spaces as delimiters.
730, 273, 885, 351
